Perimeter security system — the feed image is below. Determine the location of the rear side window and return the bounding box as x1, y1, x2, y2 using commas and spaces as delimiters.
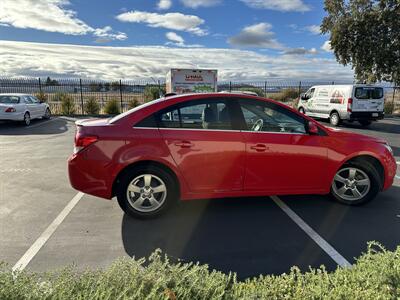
0, 96, 20, 104
355, 87, 383, 99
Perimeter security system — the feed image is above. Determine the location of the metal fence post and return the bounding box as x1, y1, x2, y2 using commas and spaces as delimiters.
158, 80, 161, 96
79, 79, 84, 115
229, 81, 232, 92
298, 81, 302, 98
392, 87, 396, 113
119, 79, 123, 112
264, 81, 267, 97
38, 78, 42, 93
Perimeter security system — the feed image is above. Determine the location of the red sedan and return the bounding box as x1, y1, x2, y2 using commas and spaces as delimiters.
68, 93, 397, 218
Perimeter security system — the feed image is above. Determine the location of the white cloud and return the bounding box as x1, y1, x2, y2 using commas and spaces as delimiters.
157, 0, 172, 10
116, 11, 207, 36
321, 41, 333, 52
305, 25, 321, 35
228, 23, 283, 49
0, 40, 353, 81
240, 0, 310, 12
0, 0, 127, 41
165, 31, 203, 47
180, 0, 222, 8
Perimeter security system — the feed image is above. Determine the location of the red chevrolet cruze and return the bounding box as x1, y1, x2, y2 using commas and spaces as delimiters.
68, 93, 396, 218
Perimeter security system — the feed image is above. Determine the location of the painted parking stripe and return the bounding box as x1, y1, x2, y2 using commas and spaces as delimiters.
12, 192, 84, 272
271, 195, 352, 268
24, 117, 60, 129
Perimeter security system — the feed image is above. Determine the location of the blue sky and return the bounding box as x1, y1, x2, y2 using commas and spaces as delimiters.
0, 0, 352, 81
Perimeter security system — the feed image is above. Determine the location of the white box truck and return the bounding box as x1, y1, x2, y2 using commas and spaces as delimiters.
297, 84, 384, 127
166, 69, 218, 94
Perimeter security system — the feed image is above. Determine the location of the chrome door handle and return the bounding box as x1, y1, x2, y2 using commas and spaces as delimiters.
250, 144, 269, 152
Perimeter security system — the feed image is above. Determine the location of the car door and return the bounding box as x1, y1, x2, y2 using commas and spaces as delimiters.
303, 87, 315, 114
23, 96, 36, 118
157, 98, 246, 193
28, 96, 44, 117
237, 98, 327, 193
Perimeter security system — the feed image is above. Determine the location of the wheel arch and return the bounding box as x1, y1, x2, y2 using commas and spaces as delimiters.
111, 160, 181, 198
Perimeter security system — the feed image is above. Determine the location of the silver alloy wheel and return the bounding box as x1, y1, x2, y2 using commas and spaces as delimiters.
126, 174, 167, 213
24, 113, 30, 125
332, 167, 371, 201
330, 113, 339, 126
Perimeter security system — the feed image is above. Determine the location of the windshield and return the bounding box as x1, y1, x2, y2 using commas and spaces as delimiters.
109, 98, 163, 123
0, 95, 20, 104
354, 87, 383, 99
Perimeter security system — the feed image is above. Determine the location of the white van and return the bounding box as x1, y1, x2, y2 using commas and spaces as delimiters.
297, 85, 384, 126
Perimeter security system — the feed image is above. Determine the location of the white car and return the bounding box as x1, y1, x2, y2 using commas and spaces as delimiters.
297, 85, 384, 126
0, 93, 51, 126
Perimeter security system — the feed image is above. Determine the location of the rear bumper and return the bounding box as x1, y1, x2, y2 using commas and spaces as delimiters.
0, 112, 24, 121
349, 111, 384, 120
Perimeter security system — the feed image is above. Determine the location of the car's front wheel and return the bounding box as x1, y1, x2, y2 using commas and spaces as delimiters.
116, 165, 178, 219
330, 162, 380, 205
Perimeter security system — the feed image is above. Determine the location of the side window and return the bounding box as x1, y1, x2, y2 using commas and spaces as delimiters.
158, 100, 232, 130
29, 96, 40, 103
306, 88, 315, 99
238, 99, 306, 134
24, 96, 32, 104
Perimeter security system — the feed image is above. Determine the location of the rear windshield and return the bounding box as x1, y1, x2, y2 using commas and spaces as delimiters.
354, 87, 383, 99
0, 95, 20, 104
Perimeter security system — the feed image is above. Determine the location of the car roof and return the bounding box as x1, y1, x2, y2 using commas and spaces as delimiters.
0, 93, 31, 96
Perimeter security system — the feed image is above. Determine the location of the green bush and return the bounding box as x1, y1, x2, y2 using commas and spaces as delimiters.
128, 98, 140, 109
144, 86, 165, 102
104, 98, 120, 115
384, 100, 395, 114
273, 88, 300, 102
56, 93, 75, 115
237, 87, 265, 97
84, 96, 100, 115
34, 91, 47, 103
1, 243, 400, 299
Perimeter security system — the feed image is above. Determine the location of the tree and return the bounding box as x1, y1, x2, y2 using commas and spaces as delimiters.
321, 0, 400, 84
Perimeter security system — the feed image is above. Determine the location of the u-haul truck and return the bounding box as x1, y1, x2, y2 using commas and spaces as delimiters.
166, 69, 218, 94
297, 84, 384, 127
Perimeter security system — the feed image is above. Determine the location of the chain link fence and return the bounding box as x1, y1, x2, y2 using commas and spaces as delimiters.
0, 77, 398, 115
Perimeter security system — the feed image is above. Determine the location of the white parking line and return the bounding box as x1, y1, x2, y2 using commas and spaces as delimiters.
12, 192, 84, 272
25, 117, 59, 129
271, 195, 352, 268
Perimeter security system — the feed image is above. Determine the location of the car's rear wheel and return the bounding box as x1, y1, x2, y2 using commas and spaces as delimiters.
359, 120, 371, 127
329, 111, 340, 126
298, 107, 305, 114
43, 108, 51, 119
23, 112, 31, 126
330, 162, 380, 205
116, 165, 178, 219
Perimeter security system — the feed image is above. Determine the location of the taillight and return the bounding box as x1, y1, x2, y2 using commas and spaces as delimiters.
5, 107, 16, 113
74, 135, 98, 154
347, 98, 352, 112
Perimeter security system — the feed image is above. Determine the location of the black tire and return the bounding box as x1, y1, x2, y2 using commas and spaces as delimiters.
22, 112, 31, 126
43, 108, 51, 119
298, 107, 305, 114
329, 111, 340, 126
116, 165, 178, 219
330, 161, 380, 205
359, 120, 371, 127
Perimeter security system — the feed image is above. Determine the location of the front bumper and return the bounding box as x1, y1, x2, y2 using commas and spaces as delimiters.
349, 111, 384, 120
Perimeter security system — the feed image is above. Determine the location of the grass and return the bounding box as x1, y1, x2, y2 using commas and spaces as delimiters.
1, 242, 399, 299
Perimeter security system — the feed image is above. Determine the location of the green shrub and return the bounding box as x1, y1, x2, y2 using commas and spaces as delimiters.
237, 87, 265, 97
384, 100, 395, 114
1, 243, 400, 299
128, 98, 140, 109
35, 91, 47, 103
144, 86, 165, 102
104, 98, 120, 115
273, 88, 300, 102
57, 93, 75, 115
84, 96, 100, 115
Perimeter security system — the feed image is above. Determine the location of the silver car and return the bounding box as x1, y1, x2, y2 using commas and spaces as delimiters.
0, 93, 51, 126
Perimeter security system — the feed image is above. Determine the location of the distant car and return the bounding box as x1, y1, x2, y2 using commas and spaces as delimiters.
68, 93, 396, 219
0, 93, 51, 126
298, 85, 385, 126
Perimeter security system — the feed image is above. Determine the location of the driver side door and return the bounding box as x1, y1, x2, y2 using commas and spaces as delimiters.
237, 98, 327, 194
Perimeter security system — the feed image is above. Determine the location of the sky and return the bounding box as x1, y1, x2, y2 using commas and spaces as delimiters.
0, 0, 354, 81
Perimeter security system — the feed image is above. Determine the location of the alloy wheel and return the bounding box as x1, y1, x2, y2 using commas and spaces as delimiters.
126, 174, 167, 212
331, 167, 370, 201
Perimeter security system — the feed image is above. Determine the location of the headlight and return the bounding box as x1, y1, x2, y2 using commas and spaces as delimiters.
384, 143, 393, 155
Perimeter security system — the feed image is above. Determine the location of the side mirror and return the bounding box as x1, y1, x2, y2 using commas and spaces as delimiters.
301, 93, 309, 101
308, 121, 319, 135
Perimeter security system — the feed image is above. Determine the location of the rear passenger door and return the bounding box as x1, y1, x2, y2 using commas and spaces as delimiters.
157, 98, 246, 193
23, 96, 37, 118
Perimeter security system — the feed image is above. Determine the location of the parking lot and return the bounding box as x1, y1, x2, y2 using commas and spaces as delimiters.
0, 116, 399, 279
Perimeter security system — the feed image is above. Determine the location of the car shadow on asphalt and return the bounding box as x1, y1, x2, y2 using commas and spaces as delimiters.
121, 196, 337, 279
0, 117, 70, 135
